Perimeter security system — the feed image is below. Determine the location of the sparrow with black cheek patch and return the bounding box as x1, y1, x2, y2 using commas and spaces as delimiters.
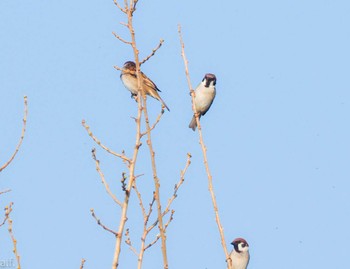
188, 73, 216, 131
120, 61, 170, 111
228, 238, 250, 269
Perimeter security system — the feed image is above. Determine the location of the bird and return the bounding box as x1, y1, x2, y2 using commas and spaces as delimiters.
120, 61, 170, 111
228, 238, 250, 269
188, 73, 216, 131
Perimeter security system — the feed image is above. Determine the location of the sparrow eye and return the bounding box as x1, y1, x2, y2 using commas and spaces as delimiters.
241, 243, 246, 247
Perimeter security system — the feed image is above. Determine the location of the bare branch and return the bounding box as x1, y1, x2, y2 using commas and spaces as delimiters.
120, 21, 129, 28
79, 258, 86, 269
144, 234, 160, 251
91, 149, 122, 206
114, 65, 122, 72
141, 108, 164, 137
90, 209, 118, 236
82, 120, 131, 164
112, 32, 132, 45
145, 194, 156, 228
0, 96, 28, 173
113, 0, 127, 13
164, 210, 174, 231
133, 0, 139, 12
124, 228, 138, 256
0, 202, 12, 227
0, 189, 11, 196
132, 181, 146, 220
178, 24, 231, 268
5, 203, 21, 269
140, 39, 164, 65
163, 153, 191, 217
145, 208, 174, 251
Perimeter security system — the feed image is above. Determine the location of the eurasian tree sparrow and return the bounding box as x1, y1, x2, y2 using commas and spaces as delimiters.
120, 61, 170, 111
188, 73, 216, 130
228, 238, 250, 269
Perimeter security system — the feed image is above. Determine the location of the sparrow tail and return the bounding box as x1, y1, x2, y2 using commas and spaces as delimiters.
188, 115, 198, 131
158, 97, 170, 111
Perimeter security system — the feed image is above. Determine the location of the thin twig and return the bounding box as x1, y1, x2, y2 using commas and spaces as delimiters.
144, 209, 174, 252
131, 0, 139, 14
0, 96, 28, 173
91, 149, 122, 206
163, 153, 191, 217
0, 202, 12, 227
120, 21, 129, 28
0, 189, 11, 196
113, 0, 127, 13
82, 120, 131, 164
140, 108, 164, 137
91, 209, 118, 236
132, 181, 146, 220
6, 203, 21, 269
140, 39, 164, 65
112, 32, 132, 45
164, 210, 174, 230
178, 24, 231, 268
124, 228, 138, 256
79, 258, 86, 269
144, 234, 160, 251
136, 194, 156, 269
114, 65, 122, 72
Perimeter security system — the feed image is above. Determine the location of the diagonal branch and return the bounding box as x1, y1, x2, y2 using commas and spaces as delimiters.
91, 148, 122, 206
140, 108, 165, 137
0, 202, 12, 227
112, 32, 132, 45
0, 189, 11, 196
140, 39, 164, 65
0, 96, 28, 173
163, 153, 191, 217
113, 0, 127, 13
178, 24, 231, 268
91, 209, 118, 236
124, 228, 138, 256
82, 120, 131, 164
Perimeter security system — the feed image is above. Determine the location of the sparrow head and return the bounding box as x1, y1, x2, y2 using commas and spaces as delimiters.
123, 61, 136, 71
231, 238, 249, 253
202, 73, 216, 87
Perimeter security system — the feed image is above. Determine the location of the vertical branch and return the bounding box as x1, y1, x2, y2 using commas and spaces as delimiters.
111, 4, 144, 269
0, 96, 28, 173
5, 203, 21, 269
142, 87, 168, 269
178, 25, 231, 268
121, 2, 168, 269
111, 86, 142, 269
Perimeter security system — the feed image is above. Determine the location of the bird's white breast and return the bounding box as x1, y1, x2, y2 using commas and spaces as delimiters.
194, 83, 216, 113
121, 74, 138, 95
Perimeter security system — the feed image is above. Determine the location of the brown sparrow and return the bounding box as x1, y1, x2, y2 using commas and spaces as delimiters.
120, 61, 170, 111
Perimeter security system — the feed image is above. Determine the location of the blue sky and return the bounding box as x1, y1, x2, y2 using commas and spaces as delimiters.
1, 0, 350, 268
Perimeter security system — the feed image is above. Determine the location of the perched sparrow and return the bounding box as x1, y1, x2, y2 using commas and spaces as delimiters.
228, 238, 250, 269
120, 61, 170, 111
188, 73, 216, 131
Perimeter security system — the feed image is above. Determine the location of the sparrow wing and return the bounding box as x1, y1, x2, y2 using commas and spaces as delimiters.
141, 71, 161, 92
201, 98, 215, 116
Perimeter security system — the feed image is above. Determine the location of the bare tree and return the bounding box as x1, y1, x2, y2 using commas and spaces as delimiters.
82, 1, 190, 269
178, 26, 232, 269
